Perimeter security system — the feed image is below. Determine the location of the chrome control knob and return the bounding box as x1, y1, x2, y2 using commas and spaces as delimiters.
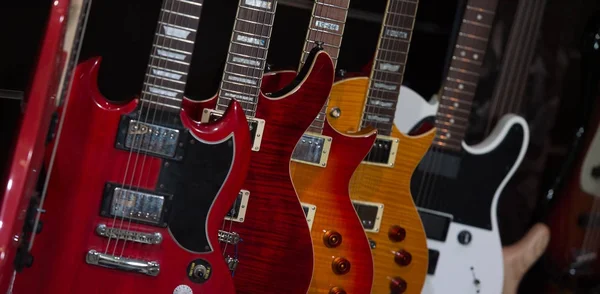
331, 257, 351, 275
323, 230, 342, 248
390, 277, 407, 293
394, 250, 412, 266
388, 225, 406, 242
193, 265, 208, 279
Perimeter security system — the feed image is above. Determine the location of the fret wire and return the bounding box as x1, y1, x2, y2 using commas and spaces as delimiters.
301, 0, 351, 133
362, 0, 419, 134
434, 0, 499, 152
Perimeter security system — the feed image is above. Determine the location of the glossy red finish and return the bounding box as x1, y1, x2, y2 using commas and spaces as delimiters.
12, 57, 251, 294
197, 51, 335, 293
261, 70, 297, 93
0, 0, 69, 291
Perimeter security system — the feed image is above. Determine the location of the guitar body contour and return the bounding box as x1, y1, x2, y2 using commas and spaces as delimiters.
327, 77, 430, 293
412, 114, 529, 294
13, 57, 251, 294
290, 123, 377, 293
197, 50, 335, 294
546, 100, 600, 289
0, 0, 70, 290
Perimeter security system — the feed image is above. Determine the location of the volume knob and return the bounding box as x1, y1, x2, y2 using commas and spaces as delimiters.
388, 225, 406, 242
323, 230, 343, 248
390, 277, 407, 293
394, 250, 412, 266
329, 286, 347, 294
331, 257, 351, 275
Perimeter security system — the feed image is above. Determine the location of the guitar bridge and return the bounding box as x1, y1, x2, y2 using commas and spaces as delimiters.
291, 133, 332, 167
201, 109, 265, 152
352, 200, 384, 232
302, 203, 316, 230
218, 230, 240, 245
95, 224, 163, 245
86, 250, 160, 276
225, 190, 250, 223
362, 135, 399, 167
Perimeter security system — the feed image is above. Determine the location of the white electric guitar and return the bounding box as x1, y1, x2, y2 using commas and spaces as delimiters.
396, 0, 531, 293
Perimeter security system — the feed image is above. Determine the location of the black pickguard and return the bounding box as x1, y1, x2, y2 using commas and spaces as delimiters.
411, 123, 525, 230
159, 133, 234, 253
117, 108, 235, 253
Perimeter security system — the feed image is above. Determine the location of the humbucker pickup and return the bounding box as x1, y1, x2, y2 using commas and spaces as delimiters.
352, 200, 384, 232
118, 120, 181, 158
291, 133, 332, 167
201, 109, 265, 152
100, 184, 173, 227
218, 230, 240, 245
302, 203, 316, 230
363, 135, 399, 167
95, 224, 163, 245
86, 250, 160, 276
225, 190, 250, 223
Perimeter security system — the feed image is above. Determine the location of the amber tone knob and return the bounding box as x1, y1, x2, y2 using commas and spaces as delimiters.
331, 257, 351, 275
394, 250, 412, 266
390, 277, 407, 293
388, 225, 406, 242
329, 286, 347, 294
323, 230, 343, 248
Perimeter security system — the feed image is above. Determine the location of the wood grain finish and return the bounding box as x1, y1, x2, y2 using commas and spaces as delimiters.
200, 50, 335, 294
290, 123, 376, 293
328, 77, 431, 293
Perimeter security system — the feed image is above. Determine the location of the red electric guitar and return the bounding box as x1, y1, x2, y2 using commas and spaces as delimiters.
0, 0, 90, 291
258, 1, 376, 292
13, 0, 251, 293
192, 0, 335, 293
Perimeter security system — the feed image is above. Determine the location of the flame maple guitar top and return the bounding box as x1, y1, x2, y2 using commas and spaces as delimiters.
327, 77, 432, 293
290, 124, 377, 293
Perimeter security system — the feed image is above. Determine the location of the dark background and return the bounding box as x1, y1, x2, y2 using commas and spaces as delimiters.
1, 0, 600, 292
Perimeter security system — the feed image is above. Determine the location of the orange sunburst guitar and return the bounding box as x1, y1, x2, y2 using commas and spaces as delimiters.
326, 0, 429, 293
262, 1, 377, 292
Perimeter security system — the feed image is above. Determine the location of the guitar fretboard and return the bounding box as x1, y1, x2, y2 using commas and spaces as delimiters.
434, 0, 499, 151
140, 0, 204, 112
217, 0, 278, 117
361, 0, 419, 136
302, 0, 350, 134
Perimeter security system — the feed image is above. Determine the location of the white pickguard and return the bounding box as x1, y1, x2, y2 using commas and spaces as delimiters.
395, 85, 439, 134
394, 87, 530, 294
580, 120, 600, 197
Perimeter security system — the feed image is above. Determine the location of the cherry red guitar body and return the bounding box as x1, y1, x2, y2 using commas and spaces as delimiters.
262, 68, 376, 292
196, 50, 334, 294
13, 57, 251, 294
0, 0, 70, 291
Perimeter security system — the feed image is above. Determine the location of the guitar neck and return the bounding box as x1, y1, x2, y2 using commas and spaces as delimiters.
433, 0, 499, 151
217, 0, 278, 117
361, 0, 419, 136
302, 0, 350, 134
140, 0, 204, 112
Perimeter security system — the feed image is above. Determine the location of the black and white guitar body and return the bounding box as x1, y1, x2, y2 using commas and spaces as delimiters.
411, 114, 530, 294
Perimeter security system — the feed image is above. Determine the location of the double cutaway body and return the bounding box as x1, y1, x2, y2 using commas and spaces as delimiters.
195, 50, 335, 293
13, 57, 251, 294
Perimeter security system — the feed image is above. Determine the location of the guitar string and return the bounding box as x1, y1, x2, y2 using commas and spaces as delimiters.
114, 0, 182, 258
104, 0, 175, 256
220, 0, 253, 263
494, 0, 537, 124
484, 0, 529, 132
119, 0, 186, 258
502, 0, 542, 120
